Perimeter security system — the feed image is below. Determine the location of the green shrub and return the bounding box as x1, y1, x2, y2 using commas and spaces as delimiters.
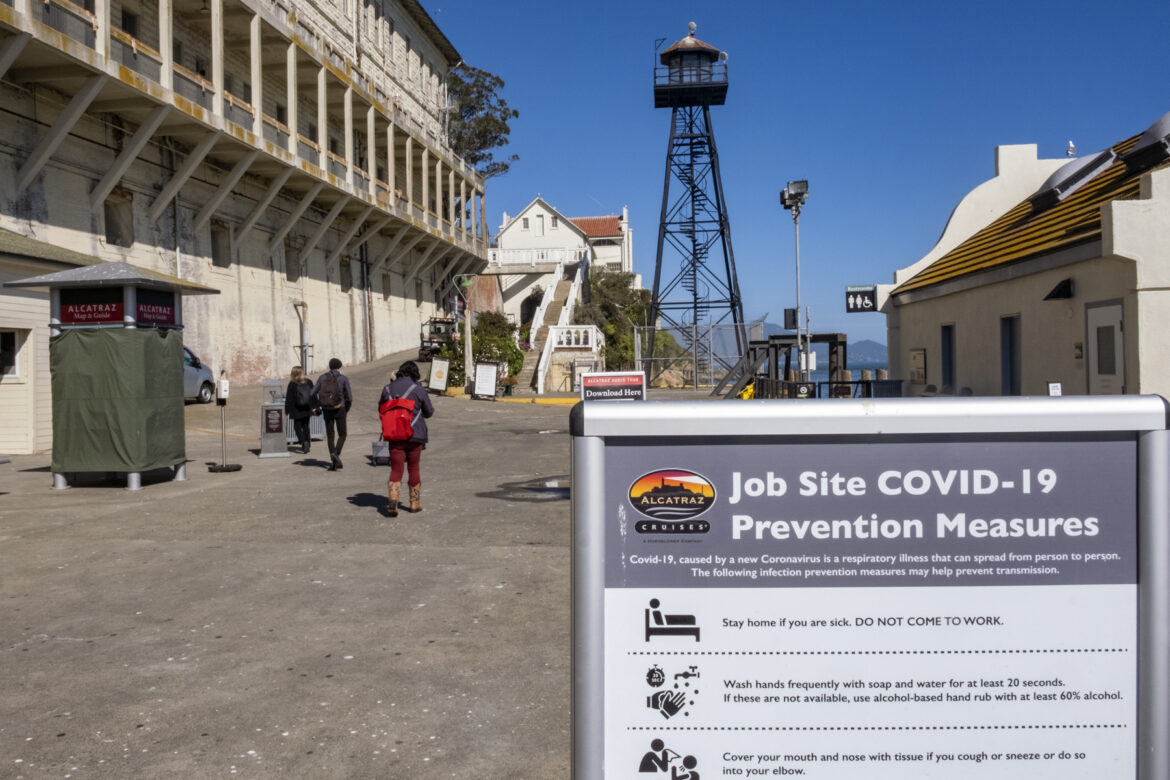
438, 311, 524, 386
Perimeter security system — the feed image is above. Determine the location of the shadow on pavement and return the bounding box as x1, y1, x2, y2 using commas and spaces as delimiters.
477, 476, 571, 503
347, 491, 387, 513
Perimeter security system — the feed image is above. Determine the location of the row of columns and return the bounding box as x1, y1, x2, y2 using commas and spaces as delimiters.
25, 0, 487, 243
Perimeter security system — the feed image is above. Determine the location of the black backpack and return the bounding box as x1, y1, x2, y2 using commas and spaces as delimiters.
317, 372, 342, 408
294, 381, 315, 410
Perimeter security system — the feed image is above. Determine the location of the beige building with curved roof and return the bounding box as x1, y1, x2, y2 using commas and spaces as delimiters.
885, 111, 1170, 398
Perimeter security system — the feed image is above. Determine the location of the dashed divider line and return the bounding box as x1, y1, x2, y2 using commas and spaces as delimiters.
627, 648, 1129, 656
626, 724, 1128, 731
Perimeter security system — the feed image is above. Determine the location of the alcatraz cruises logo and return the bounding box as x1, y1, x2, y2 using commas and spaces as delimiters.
629, 470, 715, 534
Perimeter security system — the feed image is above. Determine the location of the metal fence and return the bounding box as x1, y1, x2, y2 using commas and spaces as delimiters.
754, 378, 903, 399
633, 322, 762, 390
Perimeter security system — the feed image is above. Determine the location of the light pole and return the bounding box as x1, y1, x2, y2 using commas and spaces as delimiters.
780, 180, 809, 381
454, 274, 475, 391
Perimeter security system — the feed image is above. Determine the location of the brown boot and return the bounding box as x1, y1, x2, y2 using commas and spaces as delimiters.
408, 483, 422, 513
387, 482, 400, 517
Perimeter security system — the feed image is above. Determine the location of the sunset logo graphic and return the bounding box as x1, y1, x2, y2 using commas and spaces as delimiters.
628, 470, 716, 522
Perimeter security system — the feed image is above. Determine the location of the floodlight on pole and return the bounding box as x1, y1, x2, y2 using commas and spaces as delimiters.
780, 180, 810, 382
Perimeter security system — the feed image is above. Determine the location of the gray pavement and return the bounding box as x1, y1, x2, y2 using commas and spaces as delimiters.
0, 350, 576, 778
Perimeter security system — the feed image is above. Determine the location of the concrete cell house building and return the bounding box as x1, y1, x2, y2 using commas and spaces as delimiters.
0, 0, 487, 453
884, 111, 1170, 398
480, 197, 636, 392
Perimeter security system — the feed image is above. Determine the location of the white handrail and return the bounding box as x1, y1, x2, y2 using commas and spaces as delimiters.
558, 254, 587, 326
488, 247, 580, 267
528, 261, 562, 344
536, 324, 605, 394
536, 330, 556, 395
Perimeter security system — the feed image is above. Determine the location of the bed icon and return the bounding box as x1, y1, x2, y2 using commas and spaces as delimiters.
645, 598, 700, 642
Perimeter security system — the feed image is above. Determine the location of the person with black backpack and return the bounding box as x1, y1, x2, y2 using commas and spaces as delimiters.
312, 357, 353, 470
377, 360, 433, 517
284, 365, 319, 454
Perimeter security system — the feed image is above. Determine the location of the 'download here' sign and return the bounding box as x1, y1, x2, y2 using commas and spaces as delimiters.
569, 396, 1170, 779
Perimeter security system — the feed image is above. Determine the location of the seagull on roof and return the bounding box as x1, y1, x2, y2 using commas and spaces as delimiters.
1066, 140, 1076, 157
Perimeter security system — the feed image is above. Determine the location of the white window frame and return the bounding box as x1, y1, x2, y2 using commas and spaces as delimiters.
0, 329, 22, 378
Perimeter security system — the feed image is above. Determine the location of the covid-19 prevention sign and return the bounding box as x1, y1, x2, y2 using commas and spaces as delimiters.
569, 396, 1170, 779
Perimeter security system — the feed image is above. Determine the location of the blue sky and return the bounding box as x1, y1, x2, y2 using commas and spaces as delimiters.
434, 0, 1170, 344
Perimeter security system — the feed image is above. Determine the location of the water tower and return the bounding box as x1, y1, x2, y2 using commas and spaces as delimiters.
648, 22, 746, 371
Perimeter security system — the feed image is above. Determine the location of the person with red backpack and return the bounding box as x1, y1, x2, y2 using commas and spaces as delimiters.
378, 360, 434, 517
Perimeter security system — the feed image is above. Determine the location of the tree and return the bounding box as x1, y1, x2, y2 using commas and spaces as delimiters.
447, 64, 519, 179
438, 310, 524, 386
573, 271, 654, 370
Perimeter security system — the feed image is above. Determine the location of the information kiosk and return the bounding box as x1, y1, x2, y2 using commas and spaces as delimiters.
570, 396, 1169, 779
5, 262, 218, 490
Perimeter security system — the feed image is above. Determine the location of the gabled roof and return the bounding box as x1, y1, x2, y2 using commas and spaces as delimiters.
500, 197, 588, 241
895, 127, 1170, 295
570, 216, 622, 239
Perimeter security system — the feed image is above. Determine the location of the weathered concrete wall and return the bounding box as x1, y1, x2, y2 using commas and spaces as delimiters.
0, 80, 446, 386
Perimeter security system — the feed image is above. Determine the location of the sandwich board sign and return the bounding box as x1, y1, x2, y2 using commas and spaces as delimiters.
473, 361, 498, 399
428, 357, 449, 393
569, 396, 1170, 779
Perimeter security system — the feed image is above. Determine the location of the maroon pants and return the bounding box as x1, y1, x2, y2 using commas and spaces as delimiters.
388, 441, 423, 486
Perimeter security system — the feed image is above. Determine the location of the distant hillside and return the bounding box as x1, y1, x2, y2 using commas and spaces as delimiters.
847, 339, 888, 364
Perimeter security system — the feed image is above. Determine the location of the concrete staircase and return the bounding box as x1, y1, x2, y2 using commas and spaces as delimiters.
515, 269, 576, 391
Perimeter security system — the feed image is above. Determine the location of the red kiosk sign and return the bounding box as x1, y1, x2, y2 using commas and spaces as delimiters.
59, 287, 176, 327
60, 288, 122, 324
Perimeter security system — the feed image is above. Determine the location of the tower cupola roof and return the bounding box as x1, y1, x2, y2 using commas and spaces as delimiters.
659, 23, 721, 65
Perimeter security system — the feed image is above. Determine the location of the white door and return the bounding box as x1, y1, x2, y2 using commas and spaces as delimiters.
1086, 303, 1124, 394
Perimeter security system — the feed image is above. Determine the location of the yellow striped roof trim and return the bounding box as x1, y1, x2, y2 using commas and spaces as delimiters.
894, 133, 1169, 294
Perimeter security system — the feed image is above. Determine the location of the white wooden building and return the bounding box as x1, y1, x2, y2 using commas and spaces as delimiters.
485, 197, 635, 329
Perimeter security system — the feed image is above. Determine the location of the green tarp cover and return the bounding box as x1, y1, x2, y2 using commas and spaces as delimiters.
50, 328, 186, 472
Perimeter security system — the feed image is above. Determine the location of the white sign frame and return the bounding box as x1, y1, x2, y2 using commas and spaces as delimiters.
473, 361, 498, 399
428, 357, 449, 393
570, 396, 1170, 779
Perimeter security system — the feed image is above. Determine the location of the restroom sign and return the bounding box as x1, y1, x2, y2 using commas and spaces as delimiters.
845, 285, 876, 312
570, 396, 1170, 779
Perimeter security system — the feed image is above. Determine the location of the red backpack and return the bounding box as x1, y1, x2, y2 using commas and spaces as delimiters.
379, 393, 416, 441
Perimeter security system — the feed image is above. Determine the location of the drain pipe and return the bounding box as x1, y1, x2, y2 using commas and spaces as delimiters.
292, 300, 312, 372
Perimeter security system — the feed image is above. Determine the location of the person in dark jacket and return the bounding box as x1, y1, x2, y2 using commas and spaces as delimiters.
312, 357, 353, 470
284, 365, 318, 454
378, 360, 434, 516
